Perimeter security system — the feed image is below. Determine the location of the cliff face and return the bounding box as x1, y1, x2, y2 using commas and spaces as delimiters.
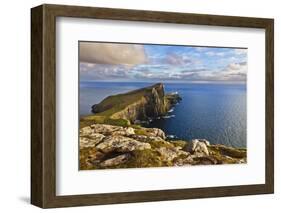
91, 83, 181, 124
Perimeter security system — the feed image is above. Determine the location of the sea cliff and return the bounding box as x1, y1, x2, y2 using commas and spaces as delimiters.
90, 83, 181, 124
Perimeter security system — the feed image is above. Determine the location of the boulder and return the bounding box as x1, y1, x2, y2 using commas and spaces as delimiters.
185, 139, 210, 156
156, 147, 188, 162
150, 128, 166, 139
96, 135, 151, 153
198, 139, 210, 146
79, 126, 92, 136
90, 124, 123, 135
112, 127, 135, 136
100, 153, 131, 167
125, 127, 135, 135
79, 133, 105, 148
140, 128, 166, 139
156, 147, 178, 161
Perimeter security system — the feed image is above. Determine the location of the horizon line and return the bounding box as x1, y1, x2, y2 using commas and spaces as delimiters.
79, 80, 246, 84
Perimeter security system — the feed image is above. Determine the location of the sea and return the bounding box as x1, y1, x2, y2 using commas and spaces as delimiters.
80, 81, 247, 148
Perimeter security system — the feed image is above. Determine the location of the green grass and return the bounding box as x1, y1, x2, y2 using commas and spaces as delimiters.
79, 115, 106, 128
134, 128, 151, 136
114, 149, 169, 168
80, 115, 130, 128
207, 145, 246, 164
103, 118, 130, 127
93, 88, 147, 117
149, 140, 174, 149
209, 145, 246, 159
124, 149, 163, 168
169, 140, 188, 148
79, 147, 101, 170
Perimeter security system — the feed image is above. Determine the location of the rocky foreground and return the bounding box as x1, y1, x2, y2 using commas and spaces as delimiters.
80, 124, 247, 170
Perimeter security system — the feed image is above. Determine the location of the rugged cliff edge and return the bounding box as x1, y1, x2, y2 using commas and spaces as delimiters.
85, 83, 181, 126
80, 124, 247, 170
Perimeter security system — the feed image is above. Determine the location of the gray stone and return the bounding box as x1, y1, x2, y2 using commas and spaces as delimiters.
156, 147, 188, 162
90, 124, 123, 135
79, 133, 105, 148
112, 127, 135, 136
185, 139, 210, 156
100, 154, 131, 167
79, 126, 92, 136
149, 128, 166, 139
197, 139, 210, 146
96, 135, 151, 153
125, 127, 135, 135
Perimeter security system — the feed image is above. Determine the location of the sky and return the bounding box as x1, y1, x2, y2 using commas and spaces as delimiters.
79, 42, 247, 83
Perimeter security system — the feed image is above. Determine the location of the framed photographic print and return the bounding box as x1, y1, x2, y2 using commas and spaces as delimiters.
31, 4, 274, 208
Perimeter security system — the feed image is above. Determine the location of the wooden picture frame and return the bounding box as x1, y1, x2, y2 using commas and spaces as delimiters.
31, 4, 274, 208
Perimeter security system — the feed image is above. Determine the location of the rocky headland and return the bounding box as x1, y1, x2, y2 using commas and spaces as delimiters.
79, 83, 246, 170
80, 83, 181, 128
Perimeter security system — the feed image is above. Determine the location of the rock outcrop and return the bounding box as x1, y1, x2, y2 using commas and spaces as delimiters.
79, 124, 247, 170
185, 139, 210, 156
95, 135, 151, 153
89, 83, 181, 124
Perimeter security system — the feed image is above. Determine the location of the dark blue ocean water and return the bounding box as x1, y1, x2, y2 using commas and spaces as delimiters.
80, 81, 246, 148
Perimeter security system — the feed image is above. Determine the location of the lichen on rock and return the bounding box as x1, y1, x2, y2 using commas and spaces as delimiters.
96, 135, 151, 153
79, 124, 247, 170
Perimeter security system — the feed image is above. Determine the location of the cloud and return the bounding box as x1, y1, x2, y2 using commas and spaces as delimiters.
217, 61, 247, 81
165, 53, 192, 65
79, 43, 247, 82
132, 64, 169, 72
79, 42, 147, 66
227, 63, 244, 70
181, 68, 207, 73
205, 51, 226, 57
80, 60, 247, 82
137, 61, 247, 82
225, 62, 247, 72
234, 49, 247, 55
80, 63, 129, 80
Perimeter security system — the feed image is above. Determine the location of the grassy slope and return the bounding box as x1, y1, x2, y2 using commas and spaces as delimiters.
80, 83, 163, 128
